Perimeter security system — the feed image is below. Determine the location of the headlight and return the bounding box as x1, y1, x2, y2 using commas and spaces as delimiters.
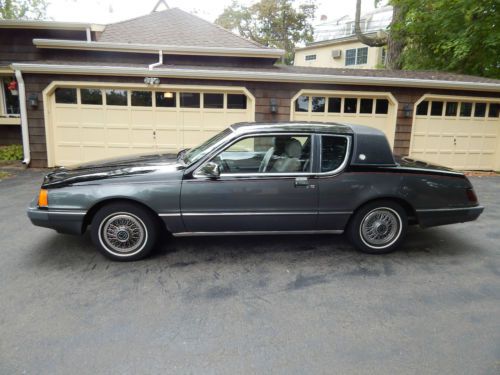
38, 189, 48, 207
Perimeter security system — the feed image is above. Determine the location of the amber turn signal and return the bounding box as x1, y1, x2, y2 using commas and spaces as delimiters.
38, 189, 48, 207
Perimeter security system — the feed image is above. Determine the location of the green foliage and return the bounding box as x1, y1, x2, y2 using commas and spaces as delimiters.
0, 144, 23, 160
390, 0, 500, 78
0, 0, 48, 20
215, 0, 316, 64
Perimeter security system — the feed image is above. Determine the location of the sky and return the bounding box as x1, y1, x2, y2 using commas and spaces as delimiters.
46, 0, 381, 25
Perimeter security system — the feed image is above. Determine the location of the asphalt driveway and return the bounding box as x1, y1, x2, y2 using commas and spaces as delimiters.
1, 170, 499, 375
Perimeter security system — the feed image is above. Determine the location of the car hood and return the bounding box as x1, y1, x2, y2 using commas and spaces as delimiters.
42, 153, 184, 188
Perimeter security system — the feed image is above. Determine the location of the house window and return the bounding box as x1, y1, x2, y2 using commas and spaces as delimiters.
359, 98, 373, 114
344, 98, 357, 113
345, 47, 368, 66
156, 92, 176, 107
55, 88, 77, 104
227, 94, 247, 109
488, 103, 499, 118
295, 96, 309, 112
445, 102, 458, 116
203, 93, 224, 109
1, 77, 20, 115
328, 97, 341, 113
305, 54, 316, 61
180, 92, 200, 108
375, 99, 389, 114
474, 102, 486, 117
416, 101, 429, 116
345, 49, 356, 66
356, 47, 368, 65
105, 89, 127, 106
460, 102, 472, 117
430, 101, 444, 116
131, 91, 152, 107
81, 88, 102, 105
311, 97, 325, 112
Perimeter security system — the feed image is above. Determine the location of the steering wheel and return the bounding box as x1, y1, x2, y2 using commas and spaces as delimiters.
259, 147, 274, 173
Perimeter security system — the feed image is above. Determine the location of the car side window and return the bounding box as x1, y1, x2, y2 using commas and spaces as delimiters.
210, 134, 312, 174
321, 136, 348, 172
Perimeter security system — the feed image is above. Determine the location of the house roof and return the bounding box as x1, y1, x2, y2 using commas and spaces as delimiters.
295, 33, 379, 51
98, 8, 265, 50
0, 19, 104, 32
11, 60, 500, 92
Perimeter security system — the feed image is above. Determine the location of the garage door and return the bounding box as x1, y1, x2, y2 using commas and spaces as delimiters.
290, 90, 397, 147
47, 84, 254, 167
409, 95, 500, 170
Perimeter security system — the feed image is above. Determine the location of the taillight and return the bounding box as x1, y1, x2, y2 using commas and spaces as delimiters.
466, 188, 478, 204
38, 189, 48, 207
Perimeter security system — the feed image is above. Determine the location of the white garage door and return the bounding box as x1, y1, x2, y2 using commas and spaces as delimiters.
47, 84, 254, 167
291, 90, 398, 147
410, 95, 500, 170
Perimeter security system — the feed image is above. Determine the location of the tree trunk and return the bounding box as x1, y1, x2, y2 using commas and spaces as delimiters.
354, 0, 387, 47
386, 4, 405, 70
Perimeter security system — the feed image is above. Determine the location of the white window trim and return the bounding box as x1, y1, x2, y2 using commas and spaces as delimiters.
345, 47, 369, 66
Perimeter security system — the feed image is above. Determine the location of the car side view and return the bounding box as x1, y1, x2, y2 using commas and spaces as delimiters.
27, 122, 484, 261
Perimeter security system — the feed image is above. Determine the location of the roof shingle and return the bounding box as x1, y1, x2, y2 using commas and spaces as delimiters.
98, 7, 266, 50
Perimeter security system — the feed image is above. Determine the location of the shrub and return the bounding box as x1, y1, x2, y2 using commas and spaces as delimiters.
0, 144, 23, 161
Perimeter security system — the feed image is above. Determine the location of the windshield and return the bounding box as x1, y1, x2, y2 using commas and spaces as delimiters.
182, 128, 233, 165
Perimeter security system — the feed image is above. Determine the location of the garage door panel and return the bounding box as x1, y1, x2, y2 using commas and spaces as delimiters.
49, 87, 253, 166
410, 97, 500, 170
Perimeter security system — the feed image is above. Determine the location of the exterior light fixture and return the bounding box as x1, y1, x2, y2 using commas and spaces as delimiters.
28, 93, 39, 108
163, 92, 174, 98
403, 104, 412, 118
144, 77, 160, 86
270, 98, 278, 114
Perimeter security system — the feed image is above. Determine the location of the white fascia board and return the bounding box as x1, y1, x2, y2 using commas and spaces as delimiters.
0, 20, 104, 32
32, 39, 285, 58
10, 63, 500, 92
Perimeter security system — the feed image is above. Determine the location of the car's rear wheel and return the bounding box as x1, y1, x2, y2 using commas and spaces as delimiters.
348, 200, 407, 254
91, 202, 159, 261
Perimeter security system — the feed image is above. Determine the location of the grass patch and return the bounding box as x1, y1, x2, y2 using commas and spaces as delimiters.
0, 171, 11, 179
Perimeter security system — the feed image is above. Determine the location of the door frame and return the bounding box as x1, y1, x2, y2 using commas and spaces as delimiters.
42, 81, 255, 167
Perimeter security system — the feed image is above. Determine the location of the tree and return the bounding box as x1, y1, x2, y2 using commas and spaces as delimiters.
391, 0, 500, 78
215, 0, 316, 64
353, 0, 406, 69
0, 0, 48, 20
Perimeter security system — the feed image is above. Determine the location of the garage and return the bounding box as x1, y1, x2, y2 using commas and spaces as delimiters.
409, 95, 500, 170
290, 90, 398, 147
44, 83, 255, 167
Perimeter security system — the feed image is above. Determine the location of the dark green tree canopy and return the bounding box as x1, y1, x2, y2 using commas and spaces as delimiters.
215, 0, 316, 64
0, 0, 48, 20
391, 0, 500, 78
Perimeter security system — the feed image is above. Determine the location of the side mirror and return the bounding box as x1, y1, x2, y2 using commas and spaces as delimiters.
200, 162, 220, 179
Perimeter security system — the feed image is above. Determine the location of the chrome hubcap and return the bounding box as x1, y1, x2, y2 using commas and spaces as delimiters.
360, 208, 400, 247
101, 214, 146, 253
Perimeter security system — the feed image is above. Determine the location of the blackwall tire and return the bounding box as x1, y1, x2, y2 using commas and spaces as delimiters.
348, 200, 407, 254
91, 202, 159, 261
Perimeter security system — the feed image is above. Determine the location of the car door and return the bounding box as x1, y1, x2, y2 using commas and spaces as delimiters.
315, 134, 353, 231
180, 133, 319, 233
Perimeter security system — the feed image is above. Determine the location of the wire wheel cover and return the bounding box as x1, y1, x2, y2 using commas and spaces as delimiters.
101, 214, 146, 253
360, 208, 400, 247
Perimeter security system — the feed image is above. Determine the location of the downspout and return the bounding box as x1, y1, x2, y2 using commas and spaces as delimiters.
15, 70, 30, 165
148, 50, 163, 70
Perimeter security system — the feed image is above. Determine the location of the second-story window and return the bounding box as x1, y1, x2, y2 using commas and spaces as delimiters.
305, 54, 317, 61
345, 47, 369, 66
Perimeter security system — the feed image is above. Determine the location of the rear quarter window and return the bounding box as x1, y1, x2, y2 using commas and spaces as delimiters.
321, 136, 348, 172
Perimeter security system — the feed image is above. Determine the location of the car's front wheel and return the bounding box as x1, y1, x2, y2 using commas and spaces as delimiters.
348, 200, 407, 254
91, 202, 159, 261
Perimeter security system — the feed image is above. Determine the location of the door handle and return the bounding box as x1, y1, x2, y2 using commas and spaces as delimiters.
294, 177, 315, 188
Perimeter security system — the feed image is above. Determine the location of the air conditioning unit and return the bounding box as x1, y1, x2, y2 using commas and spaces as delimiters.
331, 49, 342, 59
